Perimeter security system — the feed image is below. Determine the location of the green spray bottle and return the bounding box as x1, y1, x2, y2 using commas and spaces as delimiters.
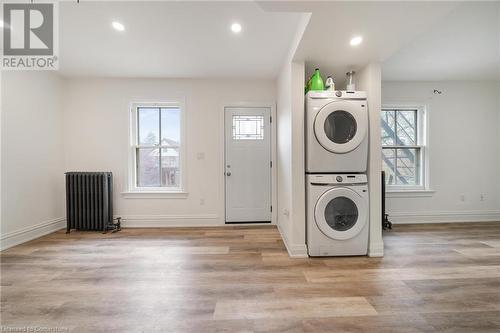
305, 76, 312, 94
310, 68, 324, 91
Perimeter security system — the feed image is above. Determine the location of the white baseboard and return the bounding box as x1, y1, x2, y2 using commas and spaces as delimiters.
368, 241, 384, 257
277, 224, 308, 258
119, 214, 221, 228
0, 217, 66, 251
389, 210, 500, 224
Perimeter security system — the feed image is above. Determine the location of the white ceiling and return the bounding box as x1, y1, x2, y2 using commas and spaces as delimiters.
59, 1, 303, 78
259, 1, 456, 85
260, 1, 500, 85
58, 1, 500, 82
382, 2, 500, 81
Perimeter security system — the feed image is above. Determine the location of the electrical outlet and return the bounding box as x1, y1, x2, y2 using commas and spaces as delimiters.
480, 194, 485, 201
460, 194, 465, 202
200, 198, 205, 206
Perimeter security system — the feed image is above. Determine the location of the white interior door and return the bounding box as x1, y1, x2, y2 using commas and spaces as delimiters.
225, 107, 271, 223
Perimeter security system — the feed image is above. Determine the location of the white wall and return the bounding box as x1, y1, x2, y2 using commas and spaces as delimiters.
382, 81, 500, 223
290, 62, 307, 249
276, 61, 293, 245
274, 14, 311, 257
498, 83, 500, 209
276, 60, 308, 257
62, 78, 275, 226
1, 71, 65, 250
358, 63, 384, 257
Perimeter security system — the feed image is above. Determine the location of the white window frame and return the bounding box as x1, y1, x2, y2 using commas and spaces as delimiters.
125, 100, 187, 197
381, 105, 432, 195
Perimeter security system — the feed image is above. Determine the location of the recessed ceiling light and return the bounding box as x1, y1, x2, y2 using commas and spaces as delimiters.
231, 23, 242, 34
112, 21, 125, 32
350, 36, 363, 46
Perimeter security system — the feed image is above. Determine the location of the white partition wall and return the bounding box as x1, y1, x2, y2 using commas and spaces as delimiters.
357, 63, 384, 257
1, 72, 66, 250
290, 61, 307, 255
276, 60, 308, 257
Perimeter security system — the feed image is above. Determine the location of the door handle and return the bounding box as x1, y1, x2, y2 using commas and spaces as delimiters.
226, 171, 232, 176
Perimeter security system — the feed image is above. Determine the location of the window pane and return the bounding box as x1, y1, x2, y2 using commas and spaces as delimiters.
381, 110, 395, 145
396, 110, 417, 145
395, 148, 420, 185
138, 108, 160, 145
382, 148, 396, 185
161, 108, 181, 146
161, 148, 180, 187
232, 115, 264, 140
137, 148, 160, 187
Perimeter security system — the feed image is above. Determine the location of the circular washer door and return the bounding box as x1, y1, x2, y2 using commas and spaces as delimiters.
314, 187, 367, 240
314, 101, 367, 154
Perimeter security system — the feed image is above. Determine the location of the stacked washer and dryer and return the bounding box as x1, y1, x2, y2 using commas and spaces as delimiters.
305, 90, 369, 256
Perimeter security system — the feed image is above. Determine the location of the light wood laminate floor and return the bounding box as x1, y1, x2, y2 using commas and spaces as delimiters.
2, 223, 500, 332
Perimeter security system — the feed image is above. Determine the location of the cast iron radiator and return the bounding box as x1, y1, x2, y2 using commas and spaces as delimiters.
65, 172, 120, 233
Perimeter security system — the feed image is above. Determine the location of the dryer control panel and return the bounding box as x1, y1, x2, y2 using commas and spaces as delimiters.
308, 174, 367, 185
307, 90, 367, 100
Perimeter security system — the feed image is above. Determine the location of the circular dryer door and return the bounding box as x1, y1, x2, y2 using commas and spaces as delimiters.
314, 101, 367, 154
314, 187, 367, 240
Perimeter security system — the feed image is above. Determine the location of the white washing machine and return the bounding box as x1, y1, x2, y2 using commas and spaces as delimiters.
306, 91, 368, 173
306, 173, 369, 256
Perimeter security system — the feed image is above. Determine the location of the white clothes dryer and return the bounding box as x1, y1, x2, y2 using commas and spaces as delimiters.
306, 91, 368, 173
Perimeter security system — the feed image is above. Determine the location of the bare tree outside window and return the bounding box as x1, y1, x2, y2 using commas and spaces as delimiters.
135, 106, 181, 189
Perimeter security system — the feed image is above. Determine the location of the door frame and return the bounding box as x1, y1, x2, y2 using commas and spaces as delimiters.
220, 102, 276, 225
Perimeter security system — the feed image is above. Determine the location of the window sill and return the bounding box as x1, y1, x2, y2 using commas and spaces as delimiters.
121, 191, 189, 199
386, 189, 435, 198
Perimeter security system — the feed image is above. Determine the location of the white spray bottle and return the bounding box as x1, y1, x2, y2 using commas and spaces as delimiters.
325, 76, 335, 91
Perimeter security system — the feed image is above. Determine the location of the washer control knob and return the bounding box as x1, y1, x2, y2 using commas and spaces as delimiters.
336, 176, 343, 182
335, 90, 342, 97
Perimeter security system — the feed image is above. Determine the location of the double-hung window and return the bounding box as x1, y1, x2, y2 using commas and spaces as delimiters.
381, 106, 427, 191
130, 102, 184, 192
